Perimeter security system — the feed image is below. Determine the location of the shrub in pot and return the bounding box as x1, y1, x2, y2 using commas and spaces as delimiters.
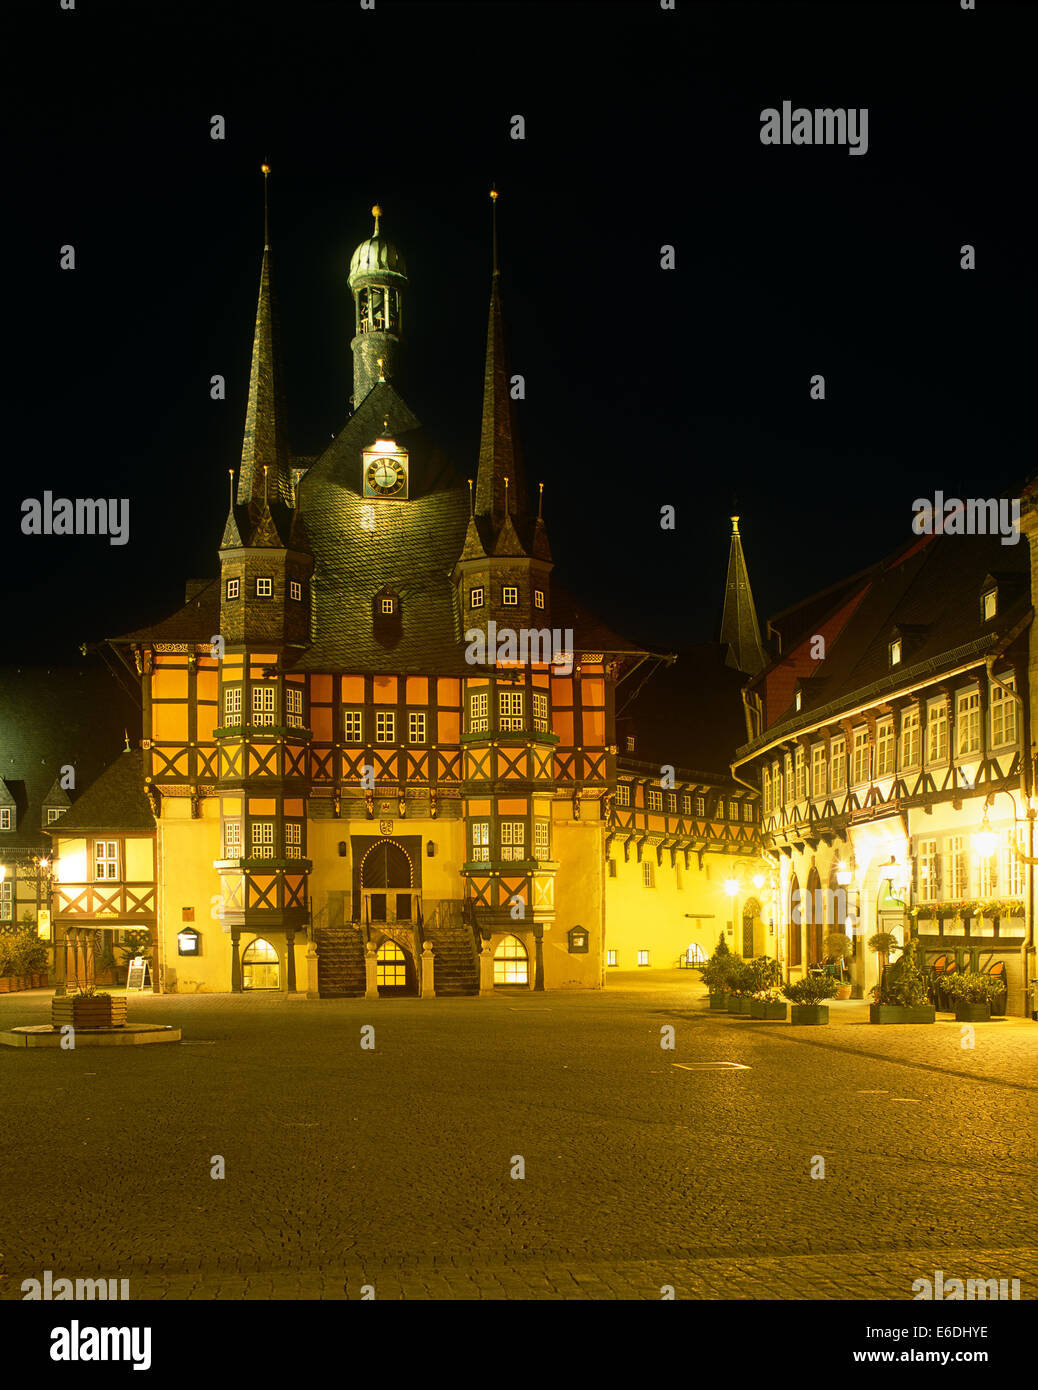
701, 933, 736, 1009
942, 971, 1005, 1022
869, 939, 935, 1024
725, 959, 753, 1013
824, 931, 853, 996
749, 984, 788, 1021
783, 973, 838, 1024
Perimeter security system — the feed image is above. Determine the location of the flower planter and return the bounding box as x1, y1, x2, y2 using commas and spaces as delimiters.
954, 1002, 992, 1022
726, 995, 751, 1015
708, 992, 728, 1011
750, 999, 787, 1020
790, 1004, 829, 1025
869, 1004, 936, 1025
835, 984, 852, 1000
50, 997, 128, 1030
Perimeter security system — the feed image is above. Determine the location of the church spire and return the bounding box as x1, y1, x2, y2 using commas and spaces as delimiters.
720, 515, 767, 676
237, 163, 291, 520
474, 187, 527, 528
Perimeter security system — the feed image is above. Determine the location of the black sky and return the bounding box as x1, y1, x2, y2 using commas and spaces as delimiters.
4, 0, 1034, 664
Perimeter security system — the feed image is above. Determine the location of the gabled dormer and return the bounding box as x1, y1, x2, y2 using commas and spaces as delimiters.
887, 623, 928, 670
978, 571, 1027, 624
0, 778, 16, 833
372, 584, 403, 648
41, 776, 72, 830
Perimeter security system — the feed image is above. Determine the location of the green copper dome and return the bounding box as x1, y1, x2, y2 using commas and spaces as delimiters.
348, 204, 407, 285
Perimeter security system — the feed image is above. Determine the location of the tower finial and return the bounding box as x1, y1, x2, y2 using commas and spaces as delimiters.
263, 463, 269, 502
228, 469, 235, 506
372, 203, 382, 236
731, 514, 740, 534
467, 478, 474, 515
124, 729, 130, 752
538, 481, 544, 520
261, 163, 271, 250
489, 185, 499, 275
377, 357, 386, 382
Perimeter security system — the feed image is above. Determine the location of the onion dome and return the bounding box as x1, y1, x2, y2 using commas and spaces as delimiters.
348, 205, 407, 287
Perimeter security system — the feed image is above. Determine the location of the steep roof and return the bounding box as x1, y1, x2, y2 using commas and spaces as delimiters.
0, 667, 141, 851
50, 749, 155, 836
237, 244, 292, 518
719, 516, 766, 676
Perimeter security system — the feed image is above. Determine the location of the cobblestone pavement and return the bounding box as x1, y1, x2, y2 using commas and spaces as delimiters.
1, 980, 1035, 1300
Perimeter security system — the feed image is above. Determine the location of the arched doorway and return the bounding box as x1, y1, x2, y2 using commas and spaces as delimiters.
742, 897, 761, 958
360, 840, 415, 925
788, 873, 802, 967
493, 934, 529, 986
805, 865, 823, 966
242, 937, 280, 990
375, 937, 417, 996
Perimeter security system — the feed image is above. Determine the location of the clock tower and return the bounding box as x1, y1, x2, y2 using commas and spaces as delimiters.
348, 205, 408, 412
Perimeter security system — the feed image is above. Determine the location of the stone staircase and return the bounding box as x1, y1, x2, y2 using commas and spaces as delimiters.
314, 925, 367, 998
423, 900, 479, 997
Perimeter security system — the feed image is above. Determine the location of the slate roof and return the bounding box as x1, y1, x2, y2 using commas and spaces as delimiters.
737, 526, 1032, 757
0, 667, 141, 852
50, 749, 155, 836
111, 581, 221, 647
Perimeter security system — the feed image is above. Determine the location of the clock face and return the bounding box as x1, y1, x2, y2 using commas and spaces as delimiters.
364, 454, 407, 497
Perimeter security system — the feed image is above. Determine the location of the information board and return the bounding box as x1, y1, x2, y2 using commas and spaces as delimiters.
126, 957, 150, 991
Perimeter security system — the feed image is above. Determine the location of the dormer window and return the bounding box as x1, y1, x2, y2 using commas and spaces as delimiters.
982, 588, 997, 621
890, 638, 902, 667
794, 690, 802, 712
46, 807, 64, 824
381, 597, 396, 615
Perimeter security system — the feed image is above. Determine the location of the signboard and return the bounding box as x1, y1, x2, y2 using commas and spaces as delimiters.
37, 910, 52, 941
126, 957, 150, 991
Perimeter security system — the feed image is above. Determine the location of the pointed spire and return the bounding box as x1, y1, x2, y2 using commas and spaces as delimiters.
531, 481, 552, 561
720, 515, 767, 676
238, 163, 291, 519
474, 187, 527, 525
248, 464, 283, 547
220, 469, 243, 549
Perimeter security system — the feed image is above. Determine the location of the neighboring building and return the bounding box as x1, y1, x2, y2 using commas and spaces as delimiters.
76, 194, 657, 995
0, 667, 139, 956
732, 521, 1035, 1016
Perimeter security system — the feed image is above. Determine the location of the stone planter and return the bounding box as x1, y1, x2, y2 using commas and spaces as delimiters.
869, 1004, 936, 1025
790, 1004, 829, 1025
954, 1002, 992, 1022
726, 995, 751, 1015
51, 997, 128, 1030
749, 999, 787, 1020
708, 992, 728, 1011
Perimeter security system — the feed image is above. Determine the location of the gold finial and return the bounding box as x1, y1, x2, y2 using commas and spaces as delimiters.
377, 357, 386, 382
731, 515, 740, 534
467, 478, 474, 515
490, 184, 499, 275
124, 729, 130, 752
227, 468, 235, 506
538, 481, 544, 520
489, 186, 498, 202
372, 203, 382, 236
263, 463, 269, 502
261, 164, 271, 250
261, 163, 271, 176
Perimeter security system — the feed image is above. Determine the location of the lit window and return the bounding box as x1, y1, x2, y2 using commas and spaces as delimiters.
851, 728, 870, 784
408, 711, 426, 743
794, 748, 806, 801
286, 686, 304, 728
716, 799, 724, 819
534, 590, 545, 609
830, 738, 846, 792
0, 880, 12, 920
471, 821, 490, 861
470, 587, 484, 608
469, 690, 489, 733
375, 710, 396, 744
900, 707, 920, 767
226, 578, 240, 600
343, 709, 363, 743
794, 690, 802, 711
285, 823, 302, 854
534, 820, 549, 857
46, 807, 64, 824
946, 834, 968, 898
890, 638, 902, 666
956, 689, 980, 756
606, 949, 617, 966
637, 949, 650, 965
1004, 826, 1025, 898
666, 792, 677, 813
743, 803, 753, 821
927, 702, 948, 763
762, 767, 771, 814
917, 837, 938, 901
695, 796, 705, 816
290, 580, 302, 602
641, 861, 654, 888
500, 821, 526, 860
682, 794, 691, 815
647, 788, 663, 811
729, 800, 739, 819
615, 783, 630, 807
252, 685, 276, 726
876, 720, 894, 776
625, 736, 636, 752
991, 675, 1017, 746
982, 589, 997, 621
251, 822, 274, 859
0, 808, 12, 831
784, 755, 793, 803
223, 687, 242, 727
502, 586, 518, 606
94, 840, 119, 880
498, 690, 524, 732
224, 821, 242, 858
532, 691, 549, 732
811, 745, 826, 798
256, 577, 273, 597
377, 939, 407, 987
381, 597, 395, 615
494, 934, 529, 985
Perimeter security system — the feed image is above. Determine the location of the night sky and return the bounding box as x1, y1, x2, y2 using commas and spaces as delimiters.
6, 0, 1034, 665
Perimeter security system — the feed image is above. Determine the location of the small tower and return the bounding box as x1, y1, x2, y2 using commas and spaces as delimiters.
720, 515, 767, 676
348, 204, 408, 411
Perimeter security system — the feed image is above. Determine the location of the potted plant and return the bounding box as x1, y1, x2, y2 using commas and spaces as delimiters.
749, 984, 788, 1021
783, 974, 839, 1024
725, 959, 753, 1014
51, 988, 128, 1030
942, 971, 1005, 1022
824, 931, 853, 998
701, 933, 735, 1010
869, 940, 935, 1024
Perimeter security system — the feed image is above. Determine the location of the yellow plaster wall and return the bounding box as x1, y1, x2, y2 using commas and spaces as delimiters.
544, 808, 605, 989
157, 806, 226, 993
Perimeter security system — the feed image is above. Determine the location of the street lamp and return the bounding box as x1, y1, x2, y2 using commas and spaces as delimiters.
972, 804, 999, 858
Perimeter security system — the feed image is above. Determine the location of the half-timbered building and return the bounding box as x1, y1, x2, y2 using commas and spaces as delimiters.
732, 520, 1035, 1016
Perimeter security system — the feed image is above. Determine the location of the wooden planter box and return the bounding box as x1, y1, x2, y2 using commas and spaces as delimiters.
750, 999, 788, 1020
708, 993, 728, 1011
869, 1004, 936, 1025
790, 1004, 829, 1025
51, 997, 128, 1030
726, 995, 751, 1015
0, 977, 11, 993
954, 1002, 992, 1022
